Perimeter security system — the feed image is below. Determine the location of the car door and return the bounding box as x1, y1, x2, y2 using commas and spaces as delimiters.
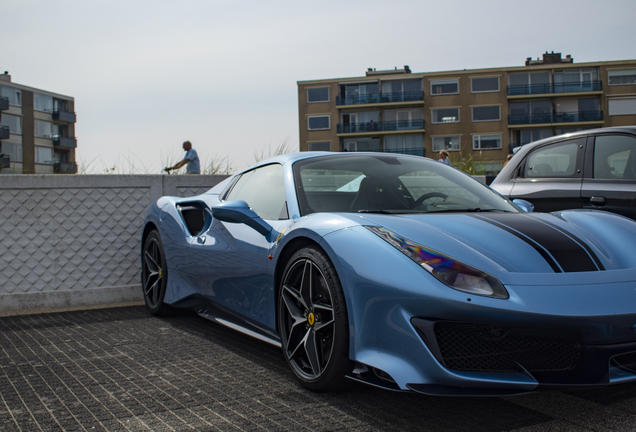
582, 133, 636, 220
509, 137, 586, 212
190, 163, 290, 333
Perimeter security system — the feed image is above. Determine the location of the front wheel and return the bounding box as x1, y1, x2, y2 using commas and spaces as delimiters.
278, 247, 351, 391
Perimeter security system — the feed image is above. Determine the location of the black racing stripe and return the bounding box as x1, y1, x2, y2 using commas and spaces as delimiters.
526, 214, 605, 271
476, 213, 598, 273
469, 214, 562, 273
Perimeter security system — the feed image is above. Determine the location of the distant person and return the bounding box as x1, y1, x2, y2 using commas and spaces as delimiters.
438, 150, 451, 166
503, 153, 514, 167
165, 141, 200, 174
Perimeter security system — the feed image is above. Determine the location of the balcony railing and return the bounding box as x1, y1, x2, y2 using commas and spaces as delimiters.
53, 136, 77, 148
54, 162, 78, 174
0, 126, 10, 140
337, 119, 425, 134
53, 109, 77, 123
0, 97, 8, 111
507, 81, 602, 96
342, 147, 425, 157
508, 110, 604, 125
0, 155, 9, 169
336, 91, 424, 106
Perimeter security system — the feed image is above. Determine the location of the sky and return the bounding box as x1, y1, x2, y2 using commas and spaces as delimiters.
2, 0, 636, 173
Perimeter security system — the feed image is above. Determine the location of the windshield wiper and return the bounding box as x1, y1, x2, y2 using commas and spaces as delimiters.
356, 209, 393, 214
423, 208, 512, 214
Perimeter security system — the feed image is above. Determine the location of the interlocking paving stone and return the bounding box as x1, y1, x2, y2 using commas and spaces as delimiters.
1, 306, 636, 431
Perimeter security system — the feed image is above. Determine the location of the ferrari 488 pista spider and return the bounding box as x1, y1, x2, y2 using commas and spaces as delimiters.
141, 152, 636, 395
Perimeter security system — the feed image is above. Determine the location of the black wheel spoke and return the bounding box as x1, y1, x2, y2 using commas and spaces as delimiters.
299, 261, 313, 310
304, 330, 322, 377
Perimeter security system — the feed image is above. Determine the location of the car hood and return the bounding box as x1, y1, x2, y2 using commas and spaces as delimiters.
354, 210, 636, 283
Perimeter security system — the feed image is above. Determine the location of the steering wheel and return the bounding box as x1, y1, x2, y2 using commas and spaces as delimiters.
411, 192, 448, 208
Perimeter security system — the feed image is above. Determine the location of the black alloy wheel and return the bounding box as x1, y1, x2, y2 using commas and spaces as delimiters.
141, 230, 172, 316
278, 246, 351, 391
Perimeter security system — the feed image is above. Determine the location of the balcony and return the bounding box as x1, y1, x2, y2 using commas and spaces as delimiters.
507, 81, 602, 96
337, 119, 425, 134
53, 109, 77, 123
0, 97, 8, 111
0, 155, 9, 169
336, 91, 424, 106
54, 162, 78, 174
343, 147, 425, 157
0, 126, 9, 140
508, 110, 604, 125
53, 135, 77, 148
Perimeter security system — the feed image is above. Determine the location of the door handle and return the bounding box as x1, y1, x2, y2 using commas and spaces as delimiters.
590, 196, 606, 206
196, 236, 206, 244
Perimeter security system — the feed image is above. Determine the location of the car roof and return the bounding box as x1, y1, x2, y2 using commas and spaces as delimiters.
517, 126, 636, 151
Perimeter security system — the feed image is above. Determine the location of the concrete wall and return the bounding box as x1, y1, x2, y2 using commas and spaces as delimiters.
0, 174, 228, 312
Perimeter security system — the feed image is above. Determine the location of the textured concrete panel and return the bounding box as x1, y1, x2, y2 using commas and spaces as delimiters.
0, 175, 228, 311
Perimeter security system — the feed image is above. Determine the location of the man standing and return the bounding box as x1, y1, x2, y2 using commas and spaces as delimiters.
165, 141, 200, 174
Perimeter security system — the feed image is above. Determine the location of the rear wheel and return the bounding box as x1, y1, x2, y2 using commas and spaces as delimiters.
278, 247, 351, 391
141, 230, 173, 316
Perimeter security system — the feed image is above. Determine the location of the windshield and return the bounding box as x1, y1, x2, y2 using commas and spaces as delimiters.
293, 154, 518, 215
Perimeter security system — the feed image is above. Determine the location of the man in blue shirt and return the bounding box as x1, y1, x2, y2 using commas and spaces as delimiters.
165, 141, 200, 174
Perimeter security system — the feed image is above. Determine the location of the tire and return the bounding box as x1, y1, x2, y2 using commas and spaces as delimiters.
141, 230, 174, 316
278, 246, 352, 391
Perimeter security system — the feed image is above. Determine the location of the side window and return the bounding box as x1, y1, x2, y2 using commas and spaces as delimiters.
225, 164, 288, 220
524, 139, 583, 179
593, 135, 636, 180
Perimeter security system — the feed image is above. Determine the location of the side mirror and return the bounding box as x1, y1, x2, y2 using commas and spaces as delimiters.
512, 199, 534, 213
212, 200, 273, 235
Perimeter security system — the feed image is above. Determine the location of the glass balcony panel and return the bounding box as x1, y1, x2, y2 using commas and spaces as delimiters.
508, 81, 602, 95
337, 90, 423, 105
0, 97, 9, 110
0, 126, 9, 140
337, 119, 424, 133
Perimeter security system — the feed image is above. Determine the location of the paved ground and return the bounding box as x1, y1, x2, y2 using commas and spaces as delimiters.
1, 306, 636, 431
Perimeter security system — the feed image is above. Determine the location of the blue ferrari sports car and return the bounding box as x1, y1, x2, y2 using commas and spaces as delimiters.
141, 152, 636, 395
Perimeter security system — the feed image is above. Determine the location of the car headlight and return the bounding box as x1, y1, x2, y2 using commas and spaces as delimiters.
366, 226, 508, 299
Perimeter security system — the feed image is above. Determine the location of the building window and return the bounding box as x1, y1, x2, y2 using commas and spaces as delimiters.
508, 72, 550, 95
472, 106, 501, 122
307, 87, 329, 103
511, 128, 553, 146
432, 136, 461, 151
34, 93, 53, 113
431, 79, 458, 95
473, 134, 502, 150
431, 107, 459, 123
308, 115, 330, 130
385, 134, 424, 156
471, 77, 499, 93
608, 97, 636, 115
35, 146, 53, 164
34, 120, 53, 138
308, 142, 330, 151
0, 142, 22, 162
0, 114, 22, 134
608, 69, 636, 86
1, 86, 21, 106
342, 137, 381, 152
339, 82, 380, 104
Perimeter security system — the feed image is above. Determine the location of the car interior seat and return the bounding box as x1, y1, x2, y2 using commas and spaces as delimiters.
350, 176, 410, 211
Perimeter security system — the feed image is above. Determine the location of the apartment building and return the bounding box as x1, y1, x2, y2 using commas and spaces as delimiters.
0, 72, 77, 174
297, 52, 636, 174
